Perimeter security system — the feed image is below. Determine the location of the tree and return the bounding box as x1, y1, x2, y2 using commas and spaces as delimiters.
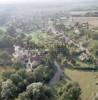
10, 70, 29, 93
32, 64, 55, 83
16, 82, 54, 100
0, 50, 11, 65
0, 35, 13, 48
55, 23, 67, 33
6, 26, 16, 37
1, 79, 17, 100
57, 82, 81, 100
55, 81, 81, 100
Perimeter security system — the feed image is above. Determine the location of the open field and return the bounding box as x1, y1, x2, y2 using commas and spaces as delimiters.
73, 17, 98, 27
0, 66, 16, 79
30, 32, 48, 44
0, 67, 15, 72
65, 68, 97, 100
76, 60, 95, 69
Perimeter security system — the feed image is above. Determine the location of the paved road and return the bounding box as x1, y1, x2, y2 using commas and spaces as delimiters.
49, 60, 64, 85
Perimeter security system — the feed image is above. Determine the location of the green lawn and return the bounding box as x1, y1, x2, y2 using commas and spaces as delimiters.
89, 40, 98, 49
30, 32, 48, 44
65, 68, 96, 100
65, 31, 75, 37
76, 60, 95, 69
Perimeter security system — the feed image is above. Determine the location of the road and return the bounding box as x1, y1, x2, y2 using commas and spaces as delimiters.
49, 60, 64, 85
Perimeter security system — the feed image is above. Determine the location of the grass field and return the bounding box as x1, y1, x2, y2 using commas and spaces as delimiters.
30, 32, 48, 44
76, 60, 95, 69
0, 66, 16, 79
65, 68, 96, 100
65, 31, 76, 37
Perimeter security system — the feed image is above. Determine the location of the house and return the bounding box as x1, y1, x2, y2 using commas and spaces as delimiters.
12, 45, 48, 71
74, 27, 81, 35
12, 45, 26, 63
26, 56, 42, 71
79, 52, 89, 61
82, 22, 89, 29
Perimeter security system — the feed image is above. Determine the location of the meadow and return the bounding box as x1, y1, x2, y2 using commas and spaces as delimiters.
65, 68, 97, 100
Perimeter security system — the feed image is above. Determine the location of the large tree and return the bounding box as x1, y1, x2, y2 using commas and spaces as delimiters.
16, 82, 55, 100
58, 82, 81, 100
1, 79, 17, 100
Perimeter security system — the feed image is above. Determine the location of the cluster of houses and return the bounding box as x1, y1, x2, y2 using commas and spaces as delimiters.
11, 16, 92, 70
47, 16, 90, 35
12, 45, 49, 71
47, 16, 91, 62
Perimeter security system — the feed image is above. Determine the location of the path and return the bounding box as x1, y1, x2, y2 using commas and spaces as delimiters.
49, 60, 64, 85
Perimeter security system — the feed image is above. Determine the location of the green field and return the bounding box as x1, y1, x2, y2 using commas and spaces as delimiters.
30, 32, 48, 44
76, 60, 95, 69
65, 68, 97, 100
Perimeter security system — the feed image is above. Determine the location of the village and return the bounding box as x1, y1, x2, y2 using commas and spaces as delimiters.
0, 1, 98, 99
11, 16, 93, 72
